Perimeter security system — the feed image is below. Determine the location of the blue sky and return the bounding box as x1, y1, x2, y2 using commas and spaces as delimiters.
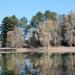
0, 0, 75, 23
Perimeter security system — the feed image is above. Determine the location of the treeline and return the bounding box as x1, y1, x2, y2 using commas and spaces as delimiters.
1, 10, 75, 47
28, 11, 75, 47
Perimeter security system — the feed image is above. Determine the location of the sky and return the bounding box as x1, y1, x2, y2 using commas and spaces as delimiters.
0, 0, 75, 23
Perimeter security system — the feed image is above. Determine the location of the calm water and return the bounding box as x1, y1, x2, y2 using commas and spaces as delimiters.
0, 53, 75, 75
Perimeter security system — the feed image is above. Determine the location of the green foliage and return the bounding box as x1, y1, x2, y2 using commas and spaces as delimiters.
2, 15, 18, 31
0, 34, 2, 41
36, 12, 45, 22
44, 10, 57, 21
30, 11, 57, 28
18, 17, 28, 28
30, 11, 44, 27
18, 17, 31, 34
2, 15, 19, 47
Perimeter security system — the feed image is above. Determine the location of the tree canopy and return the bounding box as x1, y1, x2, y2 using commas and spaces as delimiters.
18, 17, 28, 28
2, 15, 18, 32
30, 10, 57, 28
1, 11, 75, 47
1, 15, 18, 47
30, 11, 44, 27
44, 10, 57, 21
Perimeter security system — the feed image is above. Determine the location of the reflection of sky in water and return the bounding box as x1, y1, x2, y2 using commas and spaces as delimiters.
20, 58, 40, 75
0, 65, 2, 74
20, 58, 32, 74
25, 58, 31, 66
0, 55, 2, 74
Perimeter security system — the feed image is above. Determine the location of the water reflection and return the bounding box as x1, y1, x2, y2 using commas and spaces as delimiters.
0, 65, 2, 75
20, 54, 40, 75
20, 58, 32, 75
0, 53, 75, 75
0, 54, 2, 75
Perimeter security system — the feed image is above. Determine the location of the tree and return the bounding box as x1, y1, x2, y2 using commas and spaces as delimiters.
30, 11, 44, 28
2, 15, 18, 46
18, 17, 28, 28
30, 20, 61, 47
63, 12, 75, 46
30, 11, 57, 28
44, 10, 57, 21
30, 11, 61, 47
18, 17, 32, 40
1, 15, 18, 74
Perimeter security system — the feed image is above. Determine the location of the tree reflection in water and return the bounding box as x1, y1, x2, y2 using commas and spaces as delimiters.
20, 57, 40, 75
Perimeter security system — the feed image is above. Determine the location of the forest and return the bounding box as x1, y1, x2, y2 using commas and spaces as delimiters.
1, 10, 75, 48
